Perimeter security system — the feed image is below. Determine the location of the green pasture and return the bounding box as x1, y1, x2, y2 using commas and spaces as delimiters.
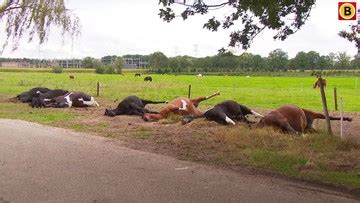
0, 71, 359, 112
0, 71, 359, 190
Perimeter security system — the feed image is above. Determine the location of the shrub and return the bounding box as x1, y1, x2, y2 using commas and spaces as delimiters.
94, 60, 106, 74
52, 66, 63, 73
105, 66, 115, 74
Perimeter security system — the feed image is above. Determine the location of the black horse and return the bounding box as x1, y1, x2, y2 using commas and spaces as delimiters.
31, 89, 69, 108
13, 87, 51, 103
203, 100, 263, 125
144, 76, 152, 82
104, 95, 166, 117
182, 100, 263, 125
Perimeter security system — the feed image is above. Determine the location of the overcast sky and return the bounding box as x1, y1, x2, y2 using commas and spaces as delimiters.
0, 0, 358, 59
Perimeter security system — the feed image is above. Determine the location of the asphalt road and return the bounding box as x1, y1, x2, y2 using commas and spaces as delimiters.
0, 119, 358, 202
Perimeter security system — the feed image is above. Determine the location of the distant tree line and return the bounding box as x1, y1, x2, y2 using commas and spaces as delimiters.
148, 49, 360, 74
1, 49, 359, 75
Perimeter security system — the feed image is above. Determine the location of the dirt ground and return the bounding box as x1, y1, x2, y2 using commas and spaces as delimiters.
71, 103, 360, 143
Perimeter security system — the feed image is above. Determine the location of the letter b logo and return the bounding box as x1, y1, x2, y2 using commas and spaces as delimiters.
338, 2, 357, 20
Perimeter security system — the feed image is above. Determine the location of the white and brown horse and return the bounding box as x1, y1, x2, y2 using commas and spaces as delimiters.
142, 92, 220, 122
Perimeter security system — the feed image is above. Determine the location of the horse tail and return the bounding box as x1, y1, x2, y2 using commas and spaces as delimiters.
141, 99, 167, 106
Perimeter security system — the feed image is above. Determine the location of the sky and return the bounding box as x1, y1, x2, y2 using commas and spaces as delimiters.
0, 0, 358, 59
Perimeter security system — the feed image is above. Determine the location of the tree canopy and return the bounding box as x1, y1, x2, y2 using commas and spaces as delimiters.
0, 0, 80, 52
158, 0, 316, 50
339, 24, 360, 57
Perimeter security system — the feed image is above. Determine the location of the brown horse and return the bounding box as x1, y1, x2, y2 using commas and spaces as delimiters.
313, 78, 326, 88
257, 105, 352, 134
142, 92, 220, 121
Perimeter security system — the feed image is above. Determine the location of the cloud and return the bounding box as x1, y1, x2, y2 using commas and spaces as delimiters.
0, 0, 357, 59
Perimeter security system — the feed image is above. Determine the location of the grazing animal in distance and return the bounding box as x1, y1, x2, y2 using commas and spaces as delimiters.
69, 75, 75, 80
31, 89, 69, 108
12, 87, 51, 103
144, 76, 152, 82
46, 92, 99, 108
142, 92, 220, 122
257, 105, 352, 134
203, 100, 263, 125
135, 73, 141, 77
104, 95, 166, 117
196, 73, 203, 77
313, 78, 326, 89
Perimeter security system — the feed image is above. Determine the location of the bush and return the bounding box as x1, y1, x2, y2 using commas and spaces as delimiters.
94, 59, 106, 74
95, 65, 106, 74
52, 66, 63, 73
105, 66, 115, 74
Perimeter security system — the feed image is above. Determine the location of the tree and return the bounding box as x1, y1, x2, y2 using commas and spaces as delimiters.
268, 49, 288, 71
335, 52, 351, 70
289, 51, 308, 70
318, 55, 333, 70
112, 57, 124, 74
339, 24, 360, 57
351, 58, 360, 69
158, 0, 315, 50
82, 57, 96, 69
149, 52, 169, 72
0, 0, 80, 51
306, 51, 320, 70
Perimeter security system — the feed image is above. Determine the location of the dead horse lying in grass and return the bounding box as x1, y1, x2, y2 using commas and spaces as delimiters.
104, 95, 167, 117
203, 100, 263, 125
142, 91, 220, 122
256, 105, 352, 134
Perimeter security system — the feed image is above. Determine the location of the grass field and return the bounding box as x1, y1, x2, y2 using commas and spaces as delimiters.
0, 72, 359, 112
0, 71, 359, 192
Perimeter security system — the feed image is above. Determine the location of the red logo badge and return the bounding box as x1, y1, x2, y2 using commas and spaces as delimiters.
338, 2, 357, 20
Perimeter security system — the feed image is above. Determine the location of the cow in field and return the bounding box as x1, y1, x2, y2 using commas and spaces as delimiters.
135, 73, 141, 77
257, 105, 352, 134
104, 96, 166, 117
144, 76, 152, 82
69, 75, 75, 80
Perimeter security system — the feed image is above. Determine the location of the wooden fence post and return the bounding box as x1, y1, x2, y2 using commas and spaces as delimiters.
97, 81, 100, 97
334, 87, 338, 111
188, 84, 191, 99
319, 77, 333, 135
340, 97, 344, 140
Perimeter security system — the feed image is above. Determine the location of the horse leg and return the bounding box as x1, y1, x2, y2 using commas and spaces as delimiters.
190, 91, 220, 107
280, 121, 300, 135
143, 104, 178, 121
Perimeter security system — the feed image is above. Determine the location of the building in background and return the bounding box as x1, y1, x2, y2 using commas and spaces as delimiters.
56, 59, 82, 68
123, 55, 149, 69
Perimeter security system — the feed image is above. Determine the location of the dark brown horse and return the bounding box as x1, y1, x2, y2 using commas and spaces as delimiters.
142, 92, 220, 122
313, 78, 326, 88
257, 105, 352, 134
